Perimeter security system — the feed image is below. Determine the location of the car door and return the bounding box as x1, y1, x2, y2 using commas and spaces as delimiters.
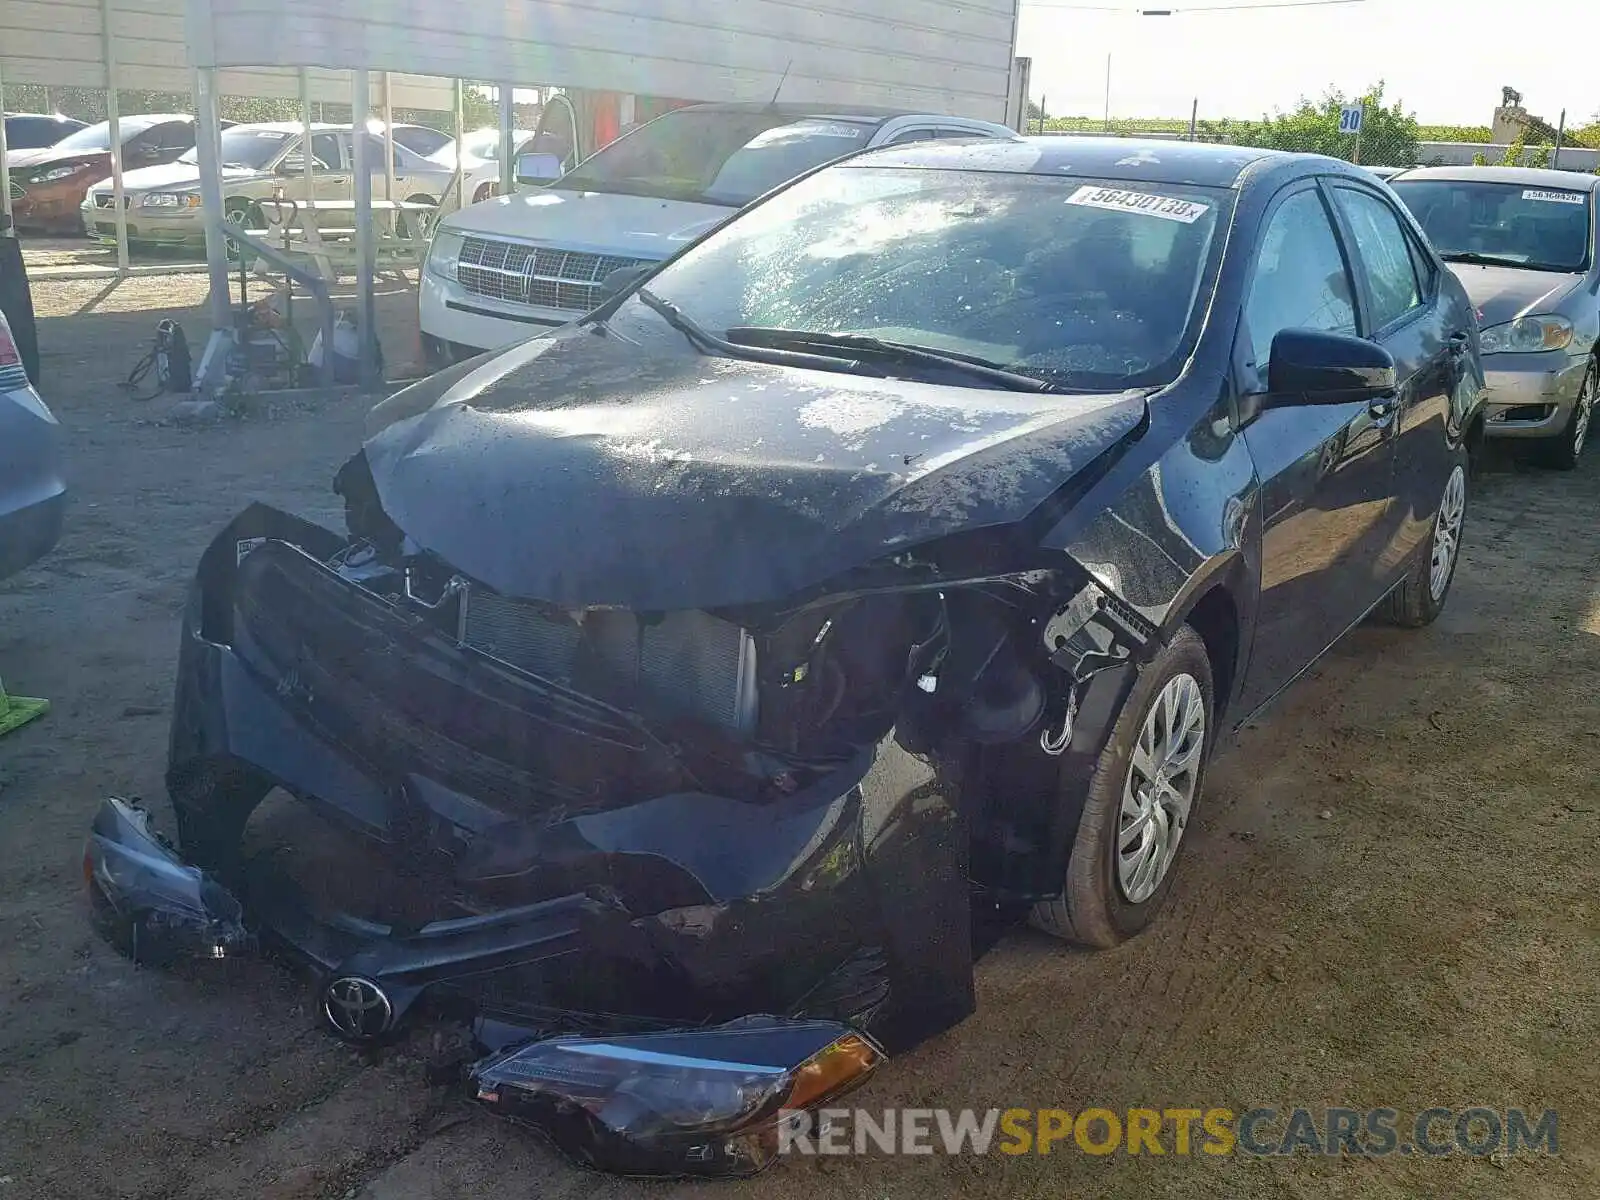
1326, 181, 1459, 575
1234, 181, 1399, 715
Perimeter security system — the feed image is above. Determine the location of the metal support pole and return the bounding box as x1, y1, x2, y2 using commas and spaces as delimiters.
300, 68, 314, 217
193, 69, 233, 340
102, 0, 129, 274
1353, 101, 1364, 166
1103, 54, 1112, 132
499, 83, 516, 196
382, 72, 396, 204
452, 79, 466, 210
1188, 97, 1199, 142
0, 59, 12, 233
1553, 109, 1566, 170
351, 70, 379, 389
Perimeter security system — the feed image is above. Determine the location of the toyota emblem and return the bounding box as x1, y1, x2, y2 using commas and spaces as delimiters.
322, 976, 395, 1041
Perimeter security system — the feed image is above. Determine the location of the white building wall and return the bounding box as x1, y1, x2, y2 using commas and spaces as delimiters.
1, 0, 452, 105
188, 0, 1022, 121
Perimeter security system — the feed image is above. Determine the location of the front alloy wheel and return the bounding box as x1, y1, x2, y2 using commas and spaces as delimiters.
1031, 625, 1215, 948
1118, 673, 1206, 903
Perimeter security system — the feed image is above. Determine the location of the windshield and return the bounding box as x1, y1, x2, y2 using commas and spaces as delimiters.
560, 109, 876, 206
1393, 180, 1593, 273
178, 127, 296, 169
631, 166, 1231, 390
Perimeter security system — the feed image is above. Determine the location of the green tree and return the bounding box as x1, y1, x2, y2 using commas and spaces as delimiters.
1501, 134, 1528, 166
1472, 152, 1489, 166
1198, 82, 1419, 167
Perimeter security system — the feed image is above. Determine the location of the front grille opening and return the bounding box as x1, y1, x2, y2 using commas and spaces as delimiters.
456, 237, 650, 312
461, 590, 759, 735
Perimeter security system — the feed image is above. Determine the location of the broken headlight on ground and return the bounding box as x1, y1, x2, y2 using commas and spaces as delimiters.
84, 797, 251, 964
471, 1017, 883, 1177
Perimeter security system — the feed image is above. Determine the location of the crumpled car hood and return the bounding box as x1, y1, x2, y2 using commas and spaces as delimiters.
361, 329, 1147, 610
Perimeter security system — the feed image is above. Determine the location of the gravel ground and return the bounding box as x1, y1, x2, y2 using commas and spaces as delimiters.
0, 269, 1596, 1199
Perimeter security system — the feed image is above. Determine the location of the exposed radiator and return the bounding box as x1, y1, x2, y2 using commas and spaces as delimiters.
460, 589, 759, 735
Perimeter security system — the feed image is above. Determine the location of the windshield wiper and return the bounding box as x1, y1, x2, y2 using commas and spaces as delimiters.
1440, 251, 1537, 270
636, 290, 876, 374
725, 327, 1062, 394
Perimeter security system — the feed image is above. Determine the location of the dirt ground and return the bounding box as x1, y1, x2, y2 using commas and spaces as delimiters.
1, 265, 1596, 1200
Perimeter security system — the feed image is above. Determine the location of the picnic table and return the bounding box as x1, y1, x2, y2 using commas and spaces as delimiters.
255, 197, 438, 281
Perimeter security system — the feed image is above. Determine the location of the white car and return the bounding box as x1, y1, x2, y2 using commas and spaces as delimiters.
420, 103, 1019, 365
428, 127, 538, 207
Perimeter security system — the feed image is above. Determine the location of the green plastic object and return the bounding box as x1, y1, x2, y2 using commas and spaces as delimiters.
0, 676, 49, 738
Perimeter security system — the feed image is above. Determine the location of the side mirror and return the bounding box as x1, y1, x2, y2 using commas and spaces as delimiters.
277, 157, 308, 176
515, 152, 564, 184
1265, 328, 1396, 405
598, 263, 652, 302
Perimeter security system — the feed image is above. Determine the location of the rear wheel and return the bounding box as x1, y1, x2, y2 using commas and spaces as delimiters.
1384, 453, 1467, 628
1539, 357, 1596, 471
1031, 625, 1214, 948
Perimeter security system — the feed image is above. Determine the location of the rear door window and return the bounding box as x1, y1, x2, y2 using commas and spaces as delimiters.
1332, 186, 1423, 332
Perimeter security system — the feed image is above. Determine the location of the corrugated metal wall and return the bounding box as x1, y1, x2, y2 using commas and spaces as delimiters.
0, 0, 452, 104
189, 0, 1021, 120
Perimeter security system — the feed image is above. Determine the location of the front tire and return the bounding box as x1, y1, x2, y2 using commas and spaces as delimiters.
1384, 453, 1467, 628
1031, 625, 1215, 948
1539, 357, 1596, 471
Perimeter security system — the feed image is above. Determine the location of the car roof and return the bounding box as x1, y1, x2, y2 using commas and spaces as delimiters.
4, 112, 83, 122
850, 135, 1286, 188
1390, 165, 1600, 191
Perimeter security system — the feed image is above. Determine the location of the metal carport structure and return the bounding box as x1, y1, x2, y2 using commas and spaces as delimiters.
0, 0, 452, 268
9, 0, 1026, 386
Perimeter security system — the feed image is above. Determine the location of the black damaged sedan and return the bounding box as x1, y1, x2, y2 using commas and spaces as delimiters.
86, 138, 1483, 1176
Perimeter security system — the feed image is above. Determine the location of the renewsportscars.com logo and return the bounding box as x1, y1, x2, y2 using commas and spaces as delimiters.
778, 1107, 1559, 1158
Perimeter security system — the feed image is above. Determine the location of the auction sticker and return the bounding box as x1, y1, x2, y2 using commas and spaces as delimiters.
1522, 189, 1585, 205
1066, 185, 1211, 223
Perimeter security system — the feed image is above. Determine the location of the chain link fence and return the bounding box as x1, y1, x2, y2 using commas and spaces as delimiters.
1034, 91, 1600, 176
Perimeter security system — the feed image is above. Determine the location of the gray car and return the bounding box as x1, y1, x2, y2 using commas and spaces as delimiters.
0, 308, 63, 581
1391, 167, 1599, 468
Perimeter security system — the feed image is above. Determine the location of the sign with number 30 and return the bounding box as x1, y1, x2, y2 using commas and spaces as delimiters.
1339, 105, 1365, 136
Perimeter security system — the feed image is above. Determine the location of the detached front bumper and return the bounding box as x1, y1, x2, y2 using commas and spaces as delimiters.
85, 798, 884, 1178
1480, 351, 1591, 439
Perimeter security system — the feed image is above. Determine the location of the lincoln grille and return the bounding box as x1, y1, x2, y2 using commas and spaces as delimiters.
456, 237, 651, 312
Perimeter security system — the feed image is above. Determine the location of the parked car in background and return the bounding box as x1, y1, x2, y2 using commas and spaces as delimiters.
86, 140, 1483, 1179
3, 112, 88, 152
419, 102, 1020, 364
371, 120, 454, 159
1365, 165, 1407, 181
426, 126, 536, 204
6, 115, 197, 234
82, 122, 466, 251
1391, 167, 1599, 468
0, 243, 63, 581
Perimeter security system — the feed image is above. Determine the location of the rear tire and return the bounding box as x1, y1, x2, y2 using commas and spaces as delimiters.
1030, 625, 1215, 948
1384, 452, 1467, 628
1538, 357, 1596, 471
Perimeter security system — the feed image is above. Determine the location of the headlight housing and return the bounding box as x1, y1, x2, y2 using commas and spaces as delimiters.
1479, 315, 1574, 355
471, 1017, 884, 1176
426, 228, 465, 281
30, 165, 83, 184
142, 192, 201, 209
